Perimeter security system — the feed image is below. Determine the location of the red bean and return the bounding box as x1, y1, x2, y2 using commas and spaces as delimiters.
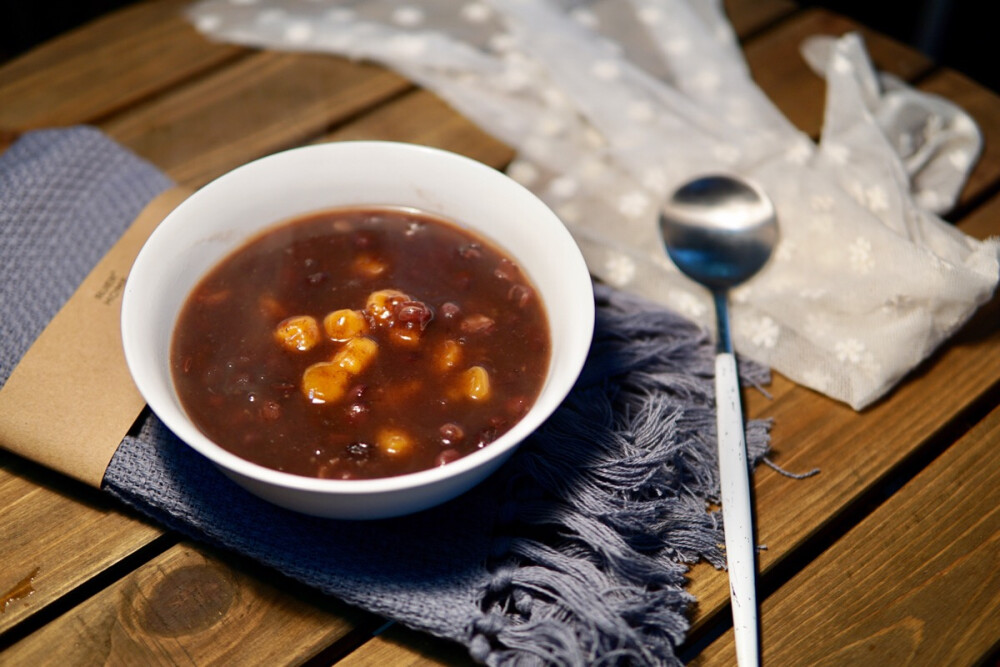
435, 449, 462, 466
320, 466, 354, 480
395, 300, 434, 330
474, 428, 498, 449
306, 271, 330, 285
345, 401, 370, 424
440, 302, 461, 319
197, 289, 231, 306
353, 231, 376, 249
458, 243, 482, 259
259, 401, 282, 421
439, 422, 465, 446
494, 258, 518, 282
508, 284, 533, 307
506, 396, 529, 418
271, 381, 296, 397
461, 314, 496, 335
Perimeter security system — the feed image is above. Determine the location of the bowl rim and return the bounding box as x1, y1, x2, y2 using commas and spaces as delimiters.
122, 140, 594, 497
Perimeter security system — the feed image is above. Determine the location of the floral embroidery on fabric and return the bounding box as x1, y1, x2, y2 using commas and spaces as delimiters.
605, 252, 637, 287
746, 316, 780, 349
848, 237, 875, 274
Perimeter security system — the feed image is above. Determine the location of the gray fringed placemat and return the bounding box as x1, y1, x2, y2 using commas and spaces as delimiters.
2, 126, 771, 666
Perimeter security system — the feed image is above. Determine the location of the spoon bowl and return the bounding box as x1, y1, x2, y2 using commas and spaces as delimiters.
659, 175, 777, 290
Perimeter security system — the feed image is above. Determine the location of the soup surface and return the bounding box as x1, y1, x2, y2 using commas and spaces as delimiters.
171, 206, 551, 479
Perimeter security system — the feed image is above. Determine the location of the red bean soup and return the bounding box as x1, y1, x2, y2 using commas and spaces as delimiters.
171, 206, 552, 479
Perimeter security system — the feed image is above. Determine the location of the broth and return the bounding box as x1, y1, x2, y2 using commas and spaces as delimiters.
171, 206, 551, 479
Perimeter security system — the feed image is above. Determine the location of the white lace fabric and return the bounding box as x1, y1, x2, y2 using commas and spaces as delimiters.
187, 0, 1000, 409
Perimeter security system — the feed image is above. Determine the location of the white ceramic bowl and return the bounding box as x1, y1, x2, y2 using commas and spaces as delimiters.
122, 141, 594, 519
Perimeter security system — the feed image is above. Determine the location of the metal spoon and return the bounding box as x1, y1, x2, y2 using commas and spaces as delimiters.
658, 174, 777, 667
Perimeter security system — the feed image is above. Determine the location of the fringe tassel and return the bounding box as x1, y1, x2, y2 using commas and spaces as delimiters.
467, 284, 772, 666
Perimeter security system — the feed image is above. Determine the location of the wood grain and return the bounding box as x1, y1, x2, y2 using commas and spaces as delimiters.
0, 0, 244, 130
102, 51, 411, 188
0, 456, 162, 635
338, 624, 474, 667
694, 402, 1000, 666
321, 89, 515, 168
1, 543, 377, 664
723, 0, 798, 38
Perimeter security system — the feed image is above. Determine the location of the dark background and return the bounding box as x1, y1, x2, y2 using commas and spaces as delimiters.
799, 0, 996, 92
1, 0, 139, 61
1, 1, 996, 94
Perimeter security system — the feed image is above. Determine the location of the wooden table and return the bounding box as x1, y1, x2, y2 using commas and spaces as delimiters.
2, 1, 999, 664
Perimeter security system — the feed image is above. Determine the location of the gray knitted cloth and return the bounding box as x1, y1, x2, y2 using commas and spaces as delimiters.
1, 127, 770, 666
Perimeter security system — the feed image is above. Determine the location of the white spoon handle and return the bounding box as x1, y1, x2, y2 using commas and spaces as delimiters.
715, 352, 760, 666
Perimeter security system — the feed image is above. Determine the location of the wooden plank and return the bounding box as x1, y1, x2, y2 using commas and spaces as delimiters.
320, 89, 515, 168
338, 624, 473, 667
920, 68, 1000, 207
1, 543, 377, 664
745, 8, 933, 136
0, 456, 163, 636
0, 129, 19, 154
723, 0, 798, 38
101, 51, 411, 189
0, 0, 244, 130
953, 185, 1000, 242
694, 401, 1000, 666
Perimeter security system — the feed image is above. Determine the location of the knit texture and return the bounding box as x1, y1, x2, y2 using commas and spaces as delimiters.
2, 127, 771, 666
0, 126, 171, 384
